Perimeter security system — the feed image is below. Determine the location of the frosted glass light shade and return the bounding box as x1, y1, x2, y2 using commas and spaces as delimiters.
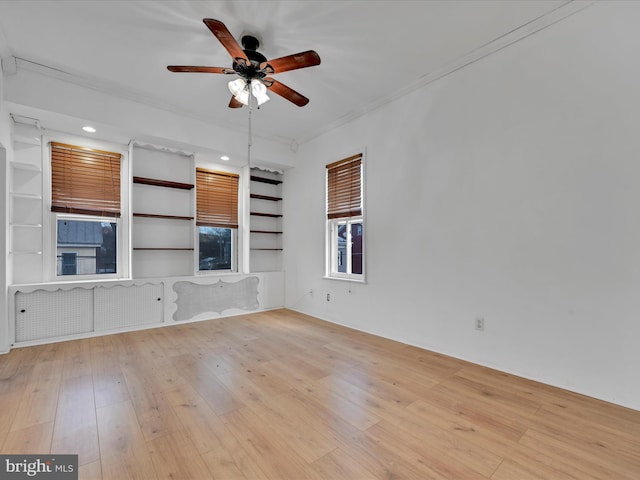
251, 80, 270, 106
228, 78, 249, 105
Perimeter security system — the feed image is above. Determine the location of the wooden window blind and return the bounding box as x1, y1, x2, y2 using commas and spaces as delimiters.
51, 142, 122, 217
196, 169, 239, 228
326, 153, 362, 219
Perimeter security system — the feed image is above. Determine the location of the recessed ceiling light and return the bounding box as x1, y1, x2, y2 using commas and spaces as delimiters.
220, 155, 230, 161
82, 126, 96, 133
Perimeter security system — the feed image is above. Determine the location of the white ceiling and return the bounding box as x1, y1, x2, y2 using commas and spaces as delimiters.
0, 1, 571, 146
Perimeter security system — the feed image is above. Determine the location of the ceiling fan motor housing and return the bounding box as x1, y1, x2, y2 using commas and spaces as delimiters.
233, 35, 268, 80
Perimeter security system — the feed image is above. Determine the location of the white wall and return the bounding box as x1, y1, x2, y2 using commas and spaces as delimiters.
284, 1, 640, 411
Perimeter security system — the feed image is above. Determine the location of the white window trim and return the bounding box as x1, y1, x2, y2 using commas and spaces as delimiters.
52, 213, 123, 281
326, 216, 365, 281
195, 226, 238, 274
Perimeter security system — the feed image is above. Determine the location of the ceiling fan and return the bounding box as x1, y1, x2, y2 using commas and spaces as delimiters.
168, 18, 321, 108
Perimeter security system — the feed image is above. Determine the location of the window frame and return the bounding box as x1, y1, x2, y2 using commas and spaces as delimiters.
196, 225, 237, 274
325, 153, 366, 282
195, 168, 240, 274
43, 136, 130, 282
52, 213, 121, 280
328, 215, 364, 280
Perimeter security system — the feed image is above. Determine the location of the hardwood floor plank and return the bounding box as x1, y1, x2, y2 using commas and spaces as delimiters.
201, 449, 250, 480
310, 447, 379, 480
202, 415, 269, 480
91, 350, 130, 409
1, 421, 54, 454
0, 390, 27, 436
61, 338, 93, 380
119, 362, 183, 442
288, 384, 381, 433
164, 382, 236, 456
96, 400, 148, 459
406, 399, 520, 457
11, 359, 63, 431
221, 406, 325, 480
332, 423, 448, 480
78, 460, 102, 480
518, 427, 640, 479
51, 374, 100, 466
366, 419, 490, 479
241, 390, 338, 464
170, 353, 245, 415
421, 379, 537, 437
100, 454, 157, 480
147, 429, 214, 480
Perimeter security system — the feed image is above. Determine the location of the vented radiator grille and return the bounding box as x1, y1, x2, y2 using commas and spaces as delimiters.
95, 284, 163, 331
14, 283, 164, 343
15, 288, 93, 342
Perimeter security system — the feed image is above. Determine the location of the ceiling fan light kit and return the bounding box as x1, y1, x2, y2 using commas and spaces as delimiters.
167, 18, 321, 108
227, 77, 270, 107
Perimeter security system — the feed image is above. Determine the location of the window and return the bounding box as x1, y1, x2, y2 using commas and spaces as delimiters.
50, 142, 122, 278
326, 153, 364, 279
196, 168, 239, 271
56, 218, 117, 276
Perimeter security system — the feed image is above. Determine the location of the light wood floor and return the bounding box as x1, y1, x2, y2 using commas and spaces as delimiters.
0, 309, 638, 479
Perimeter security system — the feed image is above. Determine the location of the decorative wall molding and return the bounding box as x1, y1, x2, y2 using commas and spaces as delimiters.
173, 276, 260, 321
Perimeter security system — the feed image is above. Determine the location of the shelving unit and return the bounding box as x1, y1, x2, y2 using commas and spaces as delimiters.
131, 146, 195, 278
249, 168, 283, 272
9, 125, 44, 284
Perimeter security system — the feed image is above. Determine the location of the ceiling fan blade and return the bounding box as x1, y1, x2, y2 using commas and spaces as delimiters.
203, 18, 249, 63
229, 96, 243, 108
260, 50, 320, 74
265, 78, 309, 107
167, 66, 235, 74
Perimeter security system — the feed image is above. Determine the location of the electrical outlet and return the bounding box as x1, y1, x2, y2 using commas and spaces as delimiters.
326, 293, 330, 302
475, 317, 485, 331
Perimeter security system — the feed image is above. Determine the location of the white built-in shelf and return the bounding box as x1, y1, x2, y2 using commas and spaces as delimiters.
133, 247, 194, 251
12, 135, 41, 147
11, 223, 43, 228
133, 213, 194, 221
11, 162, 41, 172
10, 192, 43, 200
250, 175, 283, 185
250, 193, 282, 202
11, 250, 43, 255
250, 212, 283, 218
133, 176, 194, 190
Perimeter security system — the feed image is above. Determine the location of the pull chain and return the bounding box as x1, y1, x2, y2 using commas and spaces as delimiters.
247, 80, 252, 169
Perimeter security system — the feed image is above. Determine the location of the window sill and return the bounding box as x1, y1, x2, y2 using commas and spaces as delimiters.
323, 275, 366, 284
196, 270, 238, 276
